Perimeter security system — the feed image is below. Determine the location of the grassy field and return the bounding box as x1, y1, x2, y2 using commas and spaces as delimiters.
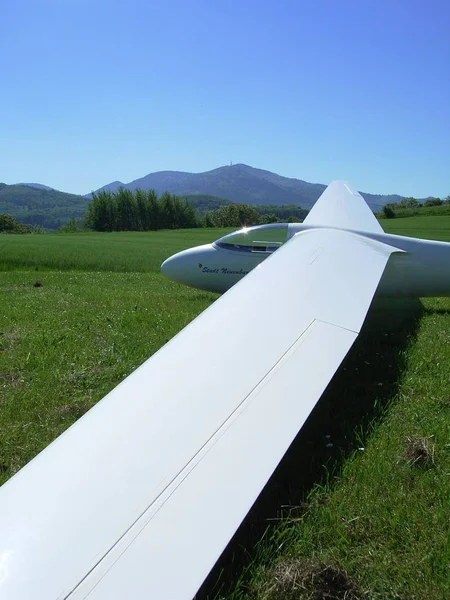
1, 220, 449, 599
1, 216, 450, 272
381, 215, 450, 241
0, 228, 232, 273
378, 204, 450, 220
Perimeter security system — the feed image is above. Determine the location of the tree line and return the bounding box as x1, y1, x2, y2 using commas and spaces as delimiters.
86, 189, 199, 231
381, 195, 450, 218
86, 188, 306, 231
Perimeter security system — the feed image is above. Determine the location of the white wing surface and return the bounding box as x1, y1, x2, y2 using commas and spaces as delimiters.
0, 228, 401, 600
304, 181, 384, 233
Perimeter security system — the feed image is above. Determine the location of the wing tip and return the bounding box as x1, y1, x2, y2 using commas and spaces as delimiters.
328, 180, 360, 197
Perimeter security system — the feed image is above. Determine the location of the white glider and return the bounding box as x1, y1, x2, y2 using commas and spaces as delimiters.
0, 182, 449, 599
161, 183, 450, 297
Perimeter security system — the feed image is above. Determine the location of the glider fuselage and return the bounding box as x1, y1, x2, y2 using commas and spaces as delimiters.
161, 223, 450, 297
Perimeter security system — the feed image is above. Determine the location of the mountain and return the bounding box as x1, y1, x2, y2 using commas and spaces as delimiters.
94, 180, 126, 193
2, 165, 426, 229
19, 183, 54, 191
0, 184, 89, 230
93, 164, 405, 211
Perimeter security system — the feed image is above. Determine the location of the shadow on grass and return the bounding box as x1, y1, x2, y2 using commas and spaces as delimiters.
196, 297, 424, 599
423, 307, 450, 316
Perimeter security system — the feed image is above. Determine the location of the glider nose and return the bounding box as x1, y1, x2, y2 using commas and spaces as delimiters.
161, 244, 217, 288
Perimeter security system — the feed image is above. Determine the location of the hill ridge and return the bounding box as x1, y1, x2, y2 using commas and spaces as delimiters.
1, 165, 433, 229
92, 164, 405, 210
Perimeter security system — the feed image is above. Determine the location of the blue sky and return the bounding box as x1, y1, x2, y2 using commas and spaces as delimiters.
1, 0, 449, 197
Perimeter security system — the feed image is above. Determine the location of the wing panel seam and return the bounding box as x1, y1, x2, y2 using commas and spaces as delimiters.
67, 319, 318, 598
315, 318, 359, 335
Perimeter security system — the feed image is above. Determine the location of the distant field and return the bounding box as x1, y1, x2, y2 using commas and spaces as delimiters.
381, 215, 450, 241
1, 216, 450, 274
379, 203, 450, 220
1, 218, 449, 599
0, 228, 232, 272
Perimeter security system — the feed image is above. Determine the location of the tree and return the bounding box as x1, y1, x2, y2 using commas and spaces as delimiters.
260, 213, 279, 224
135, 188, 149, 230
398, 197, 421, 210
383, 205, 396, 219
159, 192, 176, 229
203, 212, 215, 227
146, 189, 160, 229
210, 204, 261, 227
424, 198, 443, 207
209, 205, 241, 227
58, 217, 79, 232
0, 213, 30, 233
236, 204, 261, 226
179, 199, 198, 228
256, 204, 308, 221
115, 188, 137, 230
85, 190, 117, 231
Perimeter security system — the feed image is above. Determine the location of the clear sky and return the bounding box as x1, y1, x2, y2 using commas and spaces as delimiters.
1, 0, 449, 197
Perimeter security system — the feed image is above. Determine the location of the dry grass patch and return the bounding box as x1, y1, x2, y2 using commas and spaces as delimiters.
262, 558, 366, 600
0, 370, 23, 387
402, 435, 435, 469
57, 401, 95, 421
0, 329, 22, 353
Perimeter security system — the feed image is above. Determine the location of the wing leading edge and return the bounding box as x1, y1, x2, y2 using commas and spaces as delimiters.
304, 181, 384, 234
0, 228, 402, 600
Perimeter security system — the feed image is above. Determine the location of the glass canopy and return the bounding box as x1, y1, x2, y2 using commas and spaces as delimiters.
213, 224, 289, 253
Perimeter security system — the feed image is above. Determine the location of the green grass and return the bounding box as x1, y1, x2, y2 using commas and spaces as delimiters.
1, 218, 450, 599
379, 204, 450, 220
381, 215, 450, 241
0, 228, 232, 272
0, 269, 218, 477
1, 219, 449, 274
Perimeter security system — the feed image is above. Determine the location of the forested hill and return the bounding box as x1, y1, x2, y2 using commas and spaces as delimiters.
181, 194, 231, 214
2, 166, 438, 229
94, 164, 408, 211
0, 184, 89, 230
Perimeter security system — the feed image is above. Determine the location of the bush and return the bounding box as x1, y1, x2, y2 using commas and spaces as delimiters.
383, 205, 396, 219
0, 213, 30, 233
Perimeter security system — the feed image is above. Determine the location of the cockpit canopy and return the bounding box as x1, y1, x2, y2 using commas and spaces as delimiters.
213, 223, 289, 254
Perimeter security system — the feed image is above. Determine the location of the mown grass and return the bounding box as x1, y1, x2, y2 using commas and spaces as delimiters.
1, 218, 449, 599
0, 270, 218, 481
